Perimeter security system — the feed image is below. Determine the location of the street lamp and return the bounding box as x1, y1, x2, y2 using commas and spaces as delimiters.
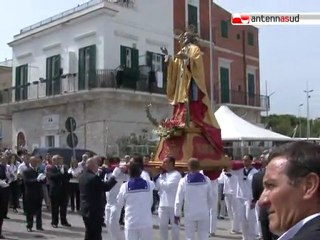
304, 84, 313, 139
298, 103, 303, 137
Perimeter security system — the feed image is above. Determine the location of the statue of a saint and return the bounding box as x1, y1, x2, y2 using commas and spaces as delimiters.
160, 31, 223, 154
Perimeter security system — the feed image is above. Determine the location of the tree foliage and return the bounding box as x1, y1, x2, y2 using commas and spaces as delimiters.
262, 114, 320, 138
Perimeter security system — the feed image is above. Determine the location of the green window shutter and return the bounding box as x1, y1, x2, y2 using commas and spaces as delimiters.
120, 45, 127, 67
188, 4, 198, 33
53, 55, 61, 95
22, 65, 28, 100
78, 47, 86, 90
88, 45, 97, 88
46, 57, 52, 96
220, 67, 230, 103
131, 48, 139, 70
15, 66, 21, 101
221, 20, 228, 38
248, 73, 255, 96
248, 32, 254, 46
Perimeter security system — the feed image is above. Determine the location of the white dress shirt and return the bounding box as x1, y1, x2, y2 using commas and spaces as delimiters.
17, 162, 28, 175
68, 166, 83, 183
156, 170, 181, 208
278, 213, 320, 240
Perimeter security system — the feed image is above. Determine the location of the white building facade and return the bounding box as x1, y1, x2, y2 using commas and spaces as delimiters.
1, 0, 174, 155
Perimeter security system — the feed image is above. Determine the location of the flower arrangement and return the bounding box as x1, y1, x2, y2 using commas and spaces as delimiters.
153, 118, 185, 139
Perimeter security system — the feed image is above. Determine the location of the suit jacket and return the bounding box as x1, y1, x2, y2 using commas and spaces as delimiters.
23, 167, 43, 212
290, 215, 320, 240
252, 169, 269, 222
46, 165, 64, 198
79, 169, 117, 219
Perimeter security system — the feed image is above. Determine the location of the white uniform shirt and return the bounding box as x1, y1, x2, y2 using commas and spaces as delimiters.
175, 172, 213, 221
218, 171, 237, 195
105, 171, 128, 206
233, 167, 258, 200
141, 170, 151, 181
117, 177, 155, 230
156, 170, 181, 208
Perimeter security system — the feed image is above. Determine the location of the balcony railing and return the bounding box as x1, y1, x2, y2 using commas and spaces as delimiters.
214, 89, 269, 110
20, 0, 134, 34
0, 69, 165, 105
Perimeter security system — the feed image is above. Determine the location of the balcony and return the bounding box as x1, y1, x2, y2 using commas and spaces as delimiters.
214, 89, 269, 111
0, 68, 166, 105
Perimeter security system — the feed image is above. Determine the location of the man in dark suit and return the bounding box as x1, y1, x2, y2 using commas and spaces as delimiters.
79, 156, 121, 240
46, 155, 72, 228
252, 153, 277, 240
23, 156, 45, 232
259, 141, 320, 240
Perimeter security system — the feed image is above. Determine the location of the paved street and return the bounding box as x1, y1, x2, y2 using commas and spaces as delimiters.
2, 208, 242, 240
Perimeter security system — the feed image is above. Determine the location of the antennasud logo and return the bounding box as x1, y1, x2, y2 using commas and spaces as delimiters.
231, 14, 250, 25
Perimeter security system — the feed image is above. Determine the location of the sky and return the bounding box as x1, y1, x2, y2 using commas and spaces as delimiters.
0, 0, 320, 118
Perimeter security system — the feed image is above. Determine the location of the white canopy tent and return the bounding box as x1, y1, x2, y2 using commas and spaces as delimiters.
215, 106, 291, 141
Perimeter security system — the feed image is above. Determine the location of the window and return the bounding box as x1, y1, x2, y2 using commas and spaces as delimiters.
188, 4, 198, 33
146, 51, 165, 89
120, 45, 139, 69
146, 51, 163, 72
220, 67, 230, 103
15, 64, 28, 101
78, 45, 96, 90
46, 135, 55, 147
248, 32, 254, 46
152, 54, 163, 72
221, 20, 228, 38
247, 73, 255, 97
46, 55, 61, 96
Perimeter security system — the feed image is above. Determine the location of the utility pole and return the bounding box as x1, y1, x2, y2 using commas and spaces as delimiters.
304, 82, 313, 139
209, 0, 214, 110
298, 103, 303, 138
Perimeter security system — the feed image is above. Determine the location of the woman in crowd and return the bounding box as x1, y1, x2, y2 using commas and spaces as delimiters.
8, 154, 20, 213
68, 158, 82, 212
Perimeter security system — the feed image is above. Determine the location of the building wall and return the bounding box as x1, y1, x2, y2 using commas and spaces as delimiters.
0, 66, 12, 149
12, 95, 170, 155
11, 0, 173, 90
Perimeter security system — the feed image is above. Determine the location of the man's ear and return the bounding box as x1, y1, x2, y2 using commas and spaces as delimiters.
303, 173, 320, 200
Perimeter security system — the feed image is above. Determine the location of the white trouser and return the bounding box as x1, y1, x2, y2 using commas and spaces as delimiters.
158, 206, 179, 240
255, 204, 262, 237
224, 194, 241, 232
105, 205, 124, 240
238, 198, 256, 240
125, 227, 153, 240
185, 218, 209, 240
209, 179, 218, 234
